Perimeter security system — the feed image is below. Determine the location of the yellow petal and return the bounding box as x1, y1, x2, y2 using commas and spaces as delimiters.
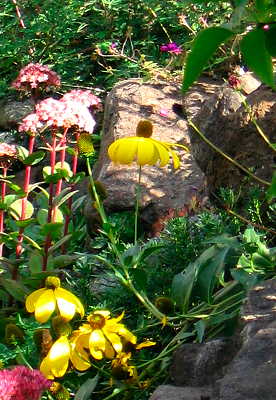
25, 288, 47, 313
48, 336, 70, 377
70, 335, 91, 371
35, 289, 56, 323
136, 139, 156, 166
136, 340, 156, 350
151, 140, 170, 167
104, 331, 122, 353
169, 149, 180, 169
94, 310, 110, 319
89, 329, 106, 360
104, 339, 115, 359
114, 138, 138, 164
55, 287, 84, 320
40, 356, 55, 380
116, 325, 137, 344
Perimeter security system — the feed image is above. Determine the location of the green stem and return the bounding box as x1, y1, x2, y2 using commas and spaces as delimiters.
188, 120, 270, 187
134, 166, 142, 245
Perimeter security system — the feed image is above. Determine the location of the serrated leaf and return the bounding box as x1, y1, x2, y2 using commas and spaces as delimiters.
22, 151, 45, 166
75, 374, 99, 400
182, 27, 234, 92
240, 28, 275, 89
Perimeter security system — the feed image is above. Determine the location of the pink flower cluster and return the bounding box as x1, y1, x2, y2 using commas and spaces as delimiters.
19, 90, 100, 134
12, 63, 61, 91
0, 143, 17, 159
160, 42, 182, 55
0, 365, 51, 400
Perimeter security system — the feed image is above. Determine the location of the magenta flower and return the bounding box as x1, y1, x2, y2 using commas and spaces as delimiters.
61, 89, 101, 110
12, 63, 61, 91
228, 74, 242, 90
0, 366, 51, 400
160, 42, 182, 55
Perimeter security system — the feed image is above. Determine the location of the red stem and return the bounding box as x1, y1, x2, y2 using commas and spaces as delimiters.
11, 0, 26, 29
15, 135, 35, 265
62, 132, 80, 251
0, 167, 8, 257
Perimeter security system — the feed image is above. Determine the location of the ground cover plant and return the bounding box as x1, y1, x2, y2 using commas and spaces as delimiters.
0, 0, 275, 399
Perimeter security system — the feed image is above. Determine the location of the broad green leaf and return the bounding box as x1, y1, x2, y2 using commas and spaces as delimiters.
240, 28, 275, 89
15, 218, 36, 228
69, 171, 86, 184
55, 161, 73, 178
16, 146, 29, 161
9, 199, 34, 220
37, 208, 64, 225
131, 268, 147, 291
196, 245, 233, 304
75, 374, 99, 400
0, 277, 29, 301
40, 222, 63, 239
22, 151, 45, 166
265, 25, 276, 56
231, 269, 260, 289
47, 254, 80, 269
171, 262, 198, 313
182, 27, 234, 92
22, 234, 42, 250
7, 183, 25, 196
28, 250, 43, 274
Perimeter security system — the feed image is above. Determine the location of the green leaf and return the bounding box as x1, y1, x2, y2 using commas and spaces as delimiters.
7, 183, 25, 196
131, 268, 147, 291
240, 28, 275, 89
14, 218, 36, 228
0, 277, 29, 301
22, 151, 45, 166
267, 172, 276, 201
182, 27, 234, 92
52, 189, 79, 208
16, 146, 29, 162
28, 250, 43, 274
37, 208, 64, 225
196, 245, 233, 304
231, 269, 260, 289
46, 254, 80, 269
9, 199, 34, 220
171, 262, 198, 313
48, 234, 72, 254
40, 222, 63, 239
75, 374, 99, 400
194, 320, 205, 343
69, 171, 86, 184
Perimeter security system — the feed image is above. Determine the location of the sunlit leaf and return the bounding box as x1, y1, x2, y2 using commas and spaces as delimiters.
240, 28, 275, 89
182, 27, 234, 92
75, 374, 99, 400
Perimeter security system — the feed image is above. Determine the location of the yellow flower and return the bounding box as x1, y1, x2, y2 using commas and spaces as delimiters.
111, 352, 137, 381
25, 276, 84, 323
108, 120, 188, 169
71, 310, 136, 361
40, 336, 71, 379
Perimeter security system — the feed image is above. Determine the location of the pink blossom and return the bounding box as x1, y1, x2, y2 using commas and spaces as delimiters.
228, 74, 242, 90
0, 365, 51, 400
160, 42, 182, 55
12, 63, 61, 91
35, 98, 96, 133
0, 143, 17, 158
19, 113, 44, 134
61, 89, 101, 110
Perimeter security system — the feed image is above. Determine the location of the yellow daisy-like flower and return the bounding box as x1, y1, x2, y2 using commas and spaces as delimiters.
71, 310, 137, 361
25, 276, 84, 324
40, 336, 71, 380
108, 120, 188, 169
111, 352, 137, 381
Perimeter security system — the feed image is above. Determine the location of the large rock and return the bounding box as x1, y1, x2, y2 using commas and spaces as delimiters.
149, 385, 213, 400
85, 79, 206, 233
149, 279, 276, 400
183, 79, 276, 192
